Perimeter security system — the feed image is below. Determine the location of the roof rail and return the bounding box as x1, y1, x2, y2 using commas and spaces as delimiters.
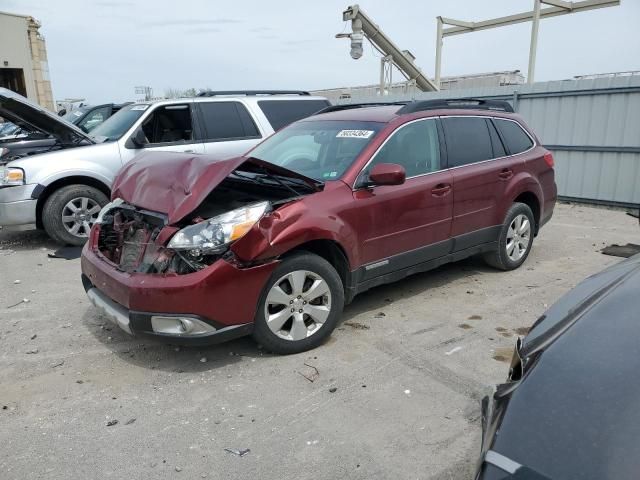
196, 90, 311, 97
397, 98, 514, 114
315, 101, 409, 115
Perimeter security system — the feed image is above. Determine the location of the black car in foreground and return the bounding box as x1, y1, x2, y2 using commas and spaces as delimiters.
477, 253, 640, 480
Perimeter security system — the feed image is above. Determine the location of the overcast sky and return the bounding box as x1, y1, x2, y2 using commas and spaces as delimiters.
1, 0, 639, 104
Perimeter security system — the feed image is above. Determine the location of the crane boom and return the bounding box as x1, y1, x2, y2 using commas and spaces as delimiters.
341, 4, 439, 92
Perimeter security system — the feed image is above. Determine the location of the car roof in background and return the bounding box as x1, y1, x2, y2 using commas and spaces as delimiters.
306, 103, 521, 124
129, 93, 329, 109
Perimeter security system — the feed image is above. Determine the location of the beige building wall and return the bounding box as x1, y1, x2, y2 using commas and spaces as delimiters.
0, 11, 55, 111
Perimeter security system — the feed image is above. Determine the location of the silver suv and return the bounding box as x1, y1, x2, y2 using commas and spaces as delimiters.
0, 90, 329, 244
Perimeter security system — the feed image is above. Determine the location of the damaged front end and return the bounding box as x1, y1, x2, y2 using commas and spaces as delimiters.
96, 201, 189, 274
95, 166, 313, 275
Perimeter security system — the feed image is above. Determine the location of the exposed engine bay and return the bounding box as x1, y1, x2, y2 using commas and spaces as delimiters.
97, 171, 310, 274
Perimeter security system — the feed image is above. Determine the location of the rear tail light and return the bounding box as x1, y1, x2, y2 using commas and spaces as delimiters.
543, 152, 554, 168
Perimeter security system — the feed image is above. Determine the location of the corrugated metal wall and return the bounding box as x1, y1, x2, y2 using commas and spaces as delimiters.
338, 74, 640, 207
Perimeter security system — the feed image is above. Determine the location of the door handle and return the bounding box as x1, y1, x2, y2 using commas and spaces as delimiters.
182, 149, 194, 153
431, 183, 452, 196
498, 168, 513, 180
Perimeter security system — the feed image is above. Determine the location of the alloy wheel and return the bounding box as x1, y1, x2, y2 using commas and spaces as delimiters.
506, 214, 531, 261
264, 270, 332, 341
61, 197, 101, 238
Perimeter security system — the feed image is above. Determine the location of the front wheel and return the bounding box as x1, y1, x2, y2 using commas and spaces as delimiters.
484, 202, 535, 271
42, 184, 109, 246
252, 252, 344, 354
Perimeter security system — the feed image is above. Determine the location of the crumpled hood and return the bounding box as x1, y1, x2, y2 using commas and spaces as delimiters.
0, 87, 93, 145
111, 151, 319, 224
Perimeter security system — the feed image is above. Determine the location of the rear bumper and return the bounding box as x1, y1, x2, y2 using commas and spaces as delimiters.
0, 185, 37, 226
80, 243, 279, 345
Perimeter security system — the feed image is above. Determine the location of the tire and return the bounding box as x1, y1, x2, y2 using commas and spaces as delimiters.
252, 252, 345, 354
42, 184, 109, 246
484, 202, 535, 271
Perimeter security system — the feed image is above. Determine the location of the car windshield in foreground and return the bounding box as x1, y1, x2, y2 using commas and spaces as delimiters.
249, 120, 384, 181
89, 104, 147, 141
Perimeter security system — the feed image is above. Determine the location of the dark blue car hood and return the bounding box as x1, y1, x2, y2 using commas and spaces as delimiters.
483, 254, 640, 479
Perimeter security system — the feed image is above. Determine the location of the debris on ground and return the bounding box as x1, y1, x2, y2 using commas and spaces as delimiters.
30, 334, 37, 340
306, 440, 319, 445
343, 321, 370, 330
601, 243, 640, 258
224, 448, 250, 457
329, 387, 337, 393
25, 349, 38, 354
374, 312, 386, 318
106, 419, 118, 426
125, 418, 136, 425
404, 389, 411, 395
298, 363, 319, 383
468, 315, 482, 320
175, 466, 182, 472
200, 357, 207, 363
47, 246, 83, 260
7, 298, 29, 308
445, 346, 463, 356
13, 279, 20, 284
514, 327, 530, 335
458, 323, 473, 330
50, 360, 64, 368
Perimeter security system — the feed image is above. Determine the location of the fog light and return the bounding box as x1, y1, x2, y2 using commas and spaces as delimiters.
151, 316, 216, 335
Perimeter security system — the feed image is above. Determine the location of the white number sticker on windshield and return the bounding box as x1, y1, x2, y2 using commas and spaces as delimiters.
131, 105, 149, 111
336, 130, 374, 139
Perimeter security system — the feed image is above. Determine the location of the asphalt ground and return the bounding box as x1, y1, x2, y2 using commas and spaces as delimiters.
1, 202, 638, 479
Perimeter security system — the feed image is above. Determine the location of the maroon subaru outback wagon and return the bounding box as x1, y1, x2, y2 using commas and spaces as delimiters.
81, 99, 557, 354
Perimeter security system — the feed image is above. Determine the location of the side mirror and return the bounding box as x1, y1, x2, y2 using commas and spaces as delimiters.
130, 128, 148, 148
368, 163, 406, 186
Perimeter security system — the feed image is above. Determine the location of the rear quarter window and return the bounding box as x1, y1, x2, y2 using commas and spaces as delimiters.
258, 99, 330, 131
494, 118, 534, 155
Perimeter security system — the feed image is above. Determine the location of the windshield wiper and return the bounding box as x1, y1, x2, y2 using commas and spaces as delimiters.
257, 167, 305, 196
232, 169, 305, 197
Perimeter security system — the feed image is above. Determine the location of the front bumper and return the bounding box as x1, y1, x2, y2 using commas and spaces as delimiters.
80, 243, 279, 345
0, 184, 37, 226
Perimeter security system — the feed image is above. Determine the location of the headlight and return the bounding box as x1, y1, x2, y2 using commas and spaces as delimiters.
96, 198, 124, 224
168, 201, 269, 252
0, 167, 25, 186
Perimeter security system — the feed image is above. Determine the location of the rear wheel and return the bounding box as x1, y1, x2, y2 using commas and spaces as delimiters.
252, 252, 344, 354
484, 202, 535, 271
42, 184, 109, 246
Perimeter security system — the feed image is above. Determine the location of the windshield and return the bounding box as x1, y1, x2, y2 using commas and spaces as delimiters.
89, 104, 148, 141
62, 107, 88, 124
249, 120, 383, 181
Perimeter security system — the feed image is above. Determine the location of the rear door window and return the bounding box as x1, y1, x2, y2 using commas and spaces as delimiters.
258, 100, 330, 131
198, 101, 260, 141
442, 117, 493, 167
494, 118, 534, 155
